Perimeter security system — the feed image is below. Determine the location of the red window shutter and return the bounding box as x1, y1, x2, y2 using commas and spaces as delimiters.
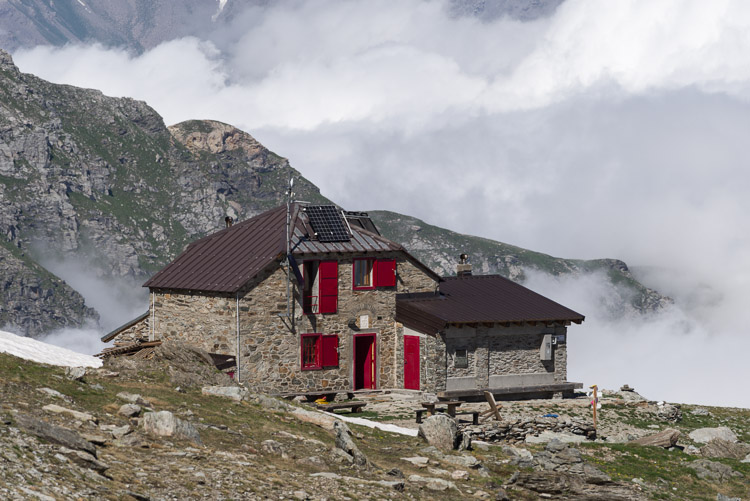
322, 335, 339, 367
318, 260, 338, 313
375, 259, 396, 287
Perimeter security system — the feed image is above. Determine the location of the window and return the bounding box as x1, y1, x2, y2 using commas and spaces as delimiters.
353, 259, 374, 289
353, 258, 397, 289
302, 260, 338, 314
301, 333, 339, 370
455, 349, 468, 369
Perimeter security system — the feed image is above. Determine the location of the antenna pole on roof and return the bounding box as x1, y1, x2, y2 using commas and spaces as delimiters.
285, 176, 294, 319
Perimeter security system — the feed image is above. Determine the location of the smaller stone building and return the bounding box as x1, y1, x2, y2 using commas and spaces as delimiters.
102, 203, 584, 399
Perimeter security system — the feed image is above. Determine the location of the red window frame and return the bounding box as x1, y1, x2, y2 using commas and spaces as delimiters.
301, 333, 339, 370
352, 258, 375, 290
302, 260, 338, 314
353, 258, 397, 289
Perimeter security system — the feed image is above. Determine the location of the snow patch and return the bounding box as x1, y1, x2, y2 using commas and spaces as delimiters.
0, 330, 102, 368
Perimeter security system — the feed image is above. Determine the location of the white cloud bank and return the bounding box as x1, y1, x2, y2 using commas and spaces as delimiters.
12, 0, 750, 407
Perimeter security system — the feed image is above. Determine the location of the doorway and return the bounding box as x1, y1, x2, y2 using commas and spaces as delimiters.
403, 335, 420, 390
353, 333, 376, 390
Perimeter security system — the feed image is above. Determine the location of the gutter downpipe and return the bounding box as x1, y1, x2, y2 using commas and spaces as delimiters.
236, 292, 241, 384
150, 291, 155, 342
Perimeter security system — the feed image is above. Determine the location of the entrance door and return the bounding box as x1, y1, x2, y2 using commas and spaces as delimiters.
404, 335, 420, 390
354, 334, 376, 390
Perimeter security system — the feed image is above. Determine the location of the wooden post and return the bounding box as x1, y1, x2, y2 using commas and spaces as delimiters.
590, 384, 598, 428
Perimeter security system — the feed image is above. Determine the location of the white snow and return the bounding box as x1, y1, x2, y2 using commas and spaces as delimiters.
0, 330, 102, 368
334, 414, 418, 437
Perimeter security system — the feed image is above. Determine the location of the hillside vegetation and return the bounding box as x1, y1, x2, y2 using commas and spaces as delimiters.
0, 349, 748, 500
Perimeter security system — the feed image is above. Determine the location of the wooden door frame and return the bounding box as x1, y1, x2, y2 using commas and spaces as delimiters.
353, 333, 377, 390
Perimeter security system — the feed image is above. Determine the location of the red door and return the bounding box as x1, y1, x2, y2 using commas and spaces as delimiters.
404, 335, 420, 390
354, 334, 376, 390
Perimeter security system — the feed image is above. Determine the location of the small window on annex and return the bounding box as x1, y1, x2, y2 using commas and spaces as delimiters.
353, 258, 374, 289
454, 349, 468, 369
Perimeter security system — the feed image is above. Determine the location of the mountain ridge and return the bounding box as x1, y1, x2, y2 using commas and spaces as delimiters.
0, 48, 670, 337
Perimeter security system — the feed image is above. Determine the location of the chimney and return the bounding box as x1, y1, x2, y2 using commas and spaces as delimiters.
457, 253, 472, 277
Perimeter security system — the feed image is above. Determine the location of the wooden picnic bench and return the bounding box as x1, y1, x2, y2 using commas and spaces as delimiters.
316, 402, 367, 413
416, 400, 477, 423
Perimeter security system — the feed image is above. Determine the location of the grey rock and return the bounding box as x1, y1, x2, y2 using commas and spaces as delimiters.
532, 441, 611, 485
689, 459, 741, 482
717, 494, 741, 501
691, 408, 710, 416
526, 431, 587, 444
333, 420, 368, 467
418, 414, 459, 451
503, 444, 535, 468
58, 447, 109, 473
14, 413, 97, 455
407, 474, 457, 491
42, 404, 97, 423
618, 390, 647, 402
113, 432, 149, 448
261, 439, 286, 457
401, 456, 429, 467
36, 387, 72, 402
201, 385, 248, 401
118, 404, 142, 417
142, 410, 201, 445
689, 427, 738, 444
629, 428, 681, 448
700, 439, 750, 460
65, 367, 87, 381
116, 392, 152, 407
656, 403, 682, 422
100, 424, 131, 439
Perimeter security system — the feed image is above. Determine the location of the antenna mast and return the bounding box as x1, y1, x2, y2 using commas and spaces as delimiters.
285, 176, 294, 317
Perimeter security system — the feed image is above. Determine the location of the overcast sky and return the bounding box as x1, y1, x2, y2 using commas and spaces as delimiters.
15, 0, 750, 407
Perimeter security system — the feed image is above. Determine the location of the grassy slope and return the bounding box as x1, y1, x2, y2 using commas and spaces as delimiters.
1, 351, 748, 499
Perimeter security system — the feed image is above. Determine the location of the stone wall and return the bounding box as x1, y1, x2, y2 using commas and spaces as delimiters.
143, 252, 437, 394
111, 315, 150, 344
443, 324, 569, 390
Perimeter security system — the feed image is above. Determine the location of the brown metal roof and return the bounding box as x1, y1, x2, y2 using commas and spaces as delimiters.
396, 275, 585, 335
144, 203, 439, 293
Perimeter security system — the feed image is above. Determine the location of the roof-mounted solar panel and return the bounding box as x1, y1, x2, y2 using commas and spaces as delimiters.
305, 205, 351, 242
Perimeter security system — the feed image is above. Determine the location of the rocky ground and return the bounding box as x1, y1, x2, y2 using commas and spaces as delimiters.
1, 344, 748, 500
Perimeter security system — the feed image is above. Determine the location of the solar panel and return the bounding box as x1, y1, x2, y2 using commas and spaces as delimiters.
305, 205, 351, 242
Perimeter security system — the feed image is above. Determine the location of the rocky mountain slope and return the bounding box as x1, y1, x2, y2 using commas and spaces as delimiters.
372, 211, 671, 316
1, 347, 748, 500
0, 49, 325, 335
0, 48, 669, 336
0, 0, 562, 53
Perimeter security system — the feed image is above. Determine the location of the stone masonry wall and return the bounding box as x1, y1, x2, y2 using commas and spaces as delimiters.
443, 324, 569, 390
111, 315, 150, 344
146, 253, 437, 394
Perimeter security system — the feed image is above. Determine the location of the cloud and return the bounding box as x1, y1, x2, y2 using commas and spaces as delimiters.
11, 0, 750, 406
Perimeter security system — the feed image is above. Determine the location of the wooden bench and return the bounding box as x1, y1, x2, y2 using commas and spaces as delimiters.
275, 390, 354, 402
316, 402, 367, 414
415, 408, 479, 424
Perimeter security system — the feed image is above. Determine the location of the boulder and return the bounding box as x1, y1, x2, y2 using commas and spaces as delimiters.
688, 459, 741, 482
116, 392, 152, 407
688, 427, 738, 444
629, 428, 681, 448
14, 413, 96, 456
700, 439, 750, 460
334, 421, 368, 467
202, 385, 248, 401
58, 447, 109, 473
142, 411, 201, 445
118, 404, 142, 418
42, 404, 97, 423
656, 403, 682, 422
418, 414, 459, 451
65, 367, 87, 381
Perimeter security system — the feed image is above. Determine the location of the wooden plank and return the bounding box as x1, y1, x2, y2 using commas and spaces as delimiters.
480, 391, 502, 422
